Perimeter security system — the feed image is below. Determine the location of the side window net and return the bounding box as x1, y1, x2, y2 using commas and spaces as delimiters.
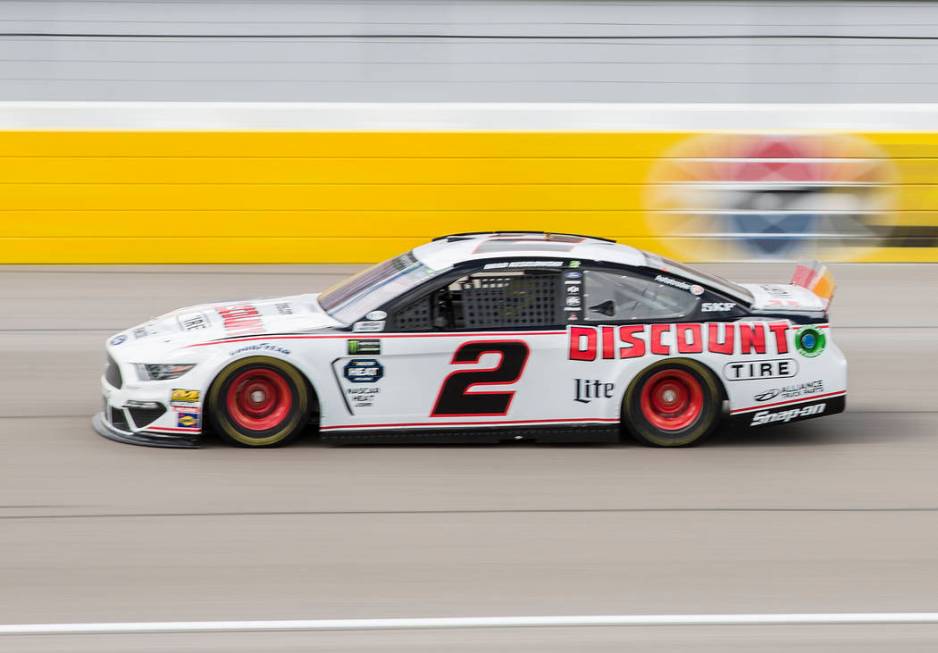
460, 272, 560, 328
389, 268, 563, 331
394, 298, 433, 331
584, 270, 699, 322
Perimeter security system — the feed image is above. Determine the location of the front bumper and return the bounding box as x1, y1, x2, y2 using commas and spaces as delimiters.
97, 357, 204, 448
93, 411, 200, 448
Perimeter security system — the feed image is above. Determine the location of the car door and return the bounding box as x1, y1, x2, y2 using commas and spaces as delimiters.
566, 264, 743, 405
330, 260, 577, 433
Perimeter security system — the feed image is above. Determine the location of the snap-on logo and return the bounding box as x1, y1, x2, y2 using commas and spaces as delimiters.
750, 403, 826, 426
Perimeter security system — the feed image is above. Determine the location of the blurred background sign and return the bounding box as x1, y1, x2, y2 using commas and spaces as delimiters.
646, 133, 899, 261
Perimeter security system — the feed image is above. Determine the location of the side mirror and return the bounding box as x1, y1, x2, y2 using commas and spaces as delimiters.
588, 300, 616, 317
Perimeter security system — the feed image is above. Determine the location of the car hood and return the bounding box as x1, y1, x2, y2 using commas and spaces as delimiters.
740, 283, 827, 313
109, 293, 339, 353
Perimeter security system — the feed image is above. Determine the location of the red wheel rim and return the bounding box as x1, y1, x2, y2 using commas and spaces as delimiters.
225, 368, 293, 432
639, 369, 704, 432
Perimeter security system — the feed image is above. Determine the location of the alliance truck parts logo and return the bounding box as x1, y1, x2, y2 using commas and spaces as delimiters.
646, 133, 897, 261
754, 379, 824, 402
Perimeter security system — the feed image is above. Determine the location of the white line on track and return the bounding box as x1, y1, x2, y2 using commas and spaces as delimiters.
5, 613, 938, 636
4, 101, 938, 132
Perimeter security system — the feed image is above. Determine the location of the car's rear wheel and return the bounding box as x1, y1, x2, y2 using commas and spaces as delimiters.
208, 356, 310, 447
623, 359, 722, 447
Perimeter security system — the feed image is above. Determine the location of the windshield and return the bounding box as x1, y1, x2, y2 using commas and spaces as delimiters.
318, 251, 443, 324
646, 253, 754, 305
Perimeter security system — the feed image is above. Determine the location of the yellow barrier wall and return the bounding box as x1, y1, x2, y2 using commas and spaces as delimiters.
2, 130, 937, 263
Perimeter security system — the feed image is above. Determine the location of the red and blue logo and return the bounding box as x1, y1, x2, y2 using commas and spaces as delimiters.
646, 134, 896, 260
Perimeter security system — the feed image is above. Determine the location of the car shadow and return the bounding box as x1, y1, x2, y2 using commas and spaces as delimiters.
708, 410, 927, 448
198, 410, 922, 450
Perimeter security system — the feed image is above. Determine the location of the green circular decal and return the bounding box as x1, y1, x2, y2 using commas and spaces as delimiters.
795, 326, 826, 358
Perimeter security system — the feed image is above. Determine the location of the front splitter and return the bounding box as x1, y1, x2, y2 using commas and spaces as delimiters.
92, 412, 200, 449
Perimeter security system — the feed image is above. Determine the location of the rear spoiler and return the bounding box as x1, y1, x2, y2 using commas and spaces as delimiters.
791, 261, 836, 310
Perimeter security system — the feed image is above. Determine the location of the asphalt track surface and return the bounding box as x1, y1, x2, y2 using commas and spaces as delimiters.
2, 262, 937, 652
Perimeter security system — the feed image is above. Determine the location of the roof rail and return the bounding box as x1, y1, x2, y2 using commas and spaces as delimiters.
432, 231, 616, 243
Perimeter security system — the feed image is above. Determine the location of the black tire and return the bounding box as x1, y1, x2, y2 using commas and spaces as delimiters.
208, 356, 310, 447
622, 358, 722, 447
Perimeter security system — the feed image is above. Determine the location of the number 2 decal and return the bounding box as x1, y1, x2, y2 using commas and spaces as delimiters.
431, 341, 530, 417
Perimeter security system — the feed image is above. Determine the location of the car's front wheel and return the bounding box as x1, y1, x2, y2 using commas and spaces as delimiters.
208, 356, 310, 447
623, 359, 722, 447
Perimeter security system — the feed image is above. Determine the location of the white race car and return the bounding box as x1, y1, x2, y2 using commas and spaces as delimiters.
95, 232, 846, 448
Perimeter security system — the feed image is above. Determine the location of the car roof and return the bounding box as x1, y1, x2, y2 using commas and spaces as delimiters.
413, 232, 648, 271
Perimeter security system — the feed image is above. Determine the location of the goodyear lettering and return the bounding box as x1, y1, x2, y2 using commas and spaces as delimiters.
568, 322, 790, 360
230, 342, 291, 357
176, 412, 200, 428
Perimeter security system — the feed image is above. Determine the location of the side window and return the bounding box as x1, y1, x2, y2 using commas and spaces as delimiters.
389, 268, 563, 331
583, 269, 699, 322
393, 296, 434, 331
458, 270, 562, 328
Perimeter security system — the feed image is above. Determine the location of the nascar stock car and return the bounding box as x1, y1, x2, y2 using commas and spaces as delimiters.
94, 232, 846, 449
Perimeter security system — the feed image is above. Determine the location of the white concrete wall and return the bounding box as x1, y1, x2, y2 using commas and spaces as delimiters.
1, 0, 937, 102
